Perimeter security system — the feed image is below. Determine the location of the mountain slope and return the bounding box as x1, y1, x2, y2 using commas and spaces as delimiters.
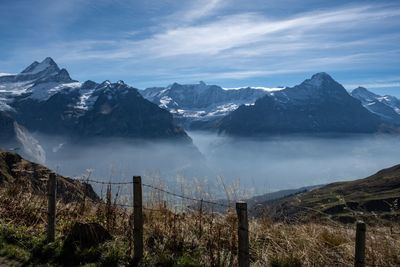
351, 87, 400, 124
0, 111, 17, 146
218, 73, 389, 136
141, 82, 273, 129
75, 81, 188, 139
265, 164, 400, 223
0, 58, 190, 142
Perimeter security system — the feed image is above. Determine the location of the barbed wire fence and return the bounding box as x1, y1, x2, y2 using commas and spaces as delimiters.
44, 173, 367, 267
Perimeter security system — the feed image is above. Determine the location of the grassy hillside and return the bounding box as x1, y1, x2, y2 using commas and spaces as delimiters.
0, 151, 399, 266
0, 150, 98, 202
265, 164, 400, 223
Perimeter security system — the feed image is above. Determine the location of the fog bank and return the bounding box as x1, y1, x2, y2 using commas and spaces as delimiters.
20, 132, 400, 197
189, 132, 400, 195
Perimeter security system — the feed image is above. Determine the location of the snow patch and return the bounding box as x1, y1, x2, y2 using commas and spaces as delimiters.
208, 103, 239, 116
0, 81, 34, 96
222, 86, 285, 92
159, 96, 173, 108
76, 88, 97, 111
29, 82, 81, 101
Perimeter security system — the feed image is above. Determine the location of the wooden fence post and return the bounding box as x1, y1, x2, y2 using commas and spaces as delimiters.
133, 176, 143, 265
236, 202, 249, 267
355, 221, 366, 267
47, 172, 57, 242
199, 199, 203, 238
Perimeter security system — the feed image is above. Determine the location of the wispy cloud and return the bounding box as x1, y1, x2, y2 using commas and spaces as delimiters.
177, 0, 225, 22
1, 1, 400, 89
49, 4, 400, 61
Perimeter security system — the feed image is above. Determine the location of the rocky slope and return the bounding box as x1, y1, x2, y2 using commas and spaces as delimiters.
351, 87, 400, 125
0, 150, 98, 202
141, 81, 274, 129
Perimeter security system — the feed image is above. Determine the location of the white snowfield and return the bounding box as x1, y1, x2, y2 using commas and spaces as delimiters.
0, 81, 33, 96
0, 80, 84, 110
222, 86, 285, 92
29, 82, 82, 101
76, 89, 98, 111
170, 103, 240, 118
0, 81, 33, 111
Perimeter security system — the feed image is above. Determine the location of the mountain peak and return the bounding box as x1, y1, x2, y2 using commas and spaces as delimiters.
351, 87, 379, 100
20, 57, 60, 75
352, 86, 370, 93
82, 80, 98, 89
311, 72, 331, 79
42, 57, 57, 65
353, 86, 378, 93
279, 72, 349, 102
97, 80, 112, 88
306, 72, 334, 87
40, 57, 58, 69
292, 72, 346, 96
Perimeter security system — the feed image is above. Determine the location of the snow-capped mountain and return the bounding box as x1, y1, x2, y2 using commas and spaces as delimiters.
0, 58, 190, 142
218, 73, 392, 135
141, 81, 282, 129
0, 57, 79, 111
2, 58, 399, 142
351, 87, 400, 124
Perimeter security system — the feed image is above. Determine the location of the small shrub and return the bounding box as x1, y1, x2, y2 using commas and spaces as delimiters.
31, 239, 63, 264
0, 243, 30, 263
99, 240, 130, 267
175, 254, 201, 267
319, 228, 347, 247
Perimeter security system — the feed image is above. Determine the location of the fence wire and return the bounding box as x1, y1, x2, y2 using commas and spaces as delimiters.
75, 177, 234, 209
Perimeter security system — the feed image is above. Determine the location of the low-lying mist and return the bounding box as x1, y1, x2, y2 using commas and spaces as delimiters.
28, 132, 400, 197
189, 131, 400, 195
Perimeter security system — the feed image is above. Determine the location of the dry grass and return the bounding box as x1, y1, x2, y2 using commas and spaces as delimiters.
1, 183, 400, 267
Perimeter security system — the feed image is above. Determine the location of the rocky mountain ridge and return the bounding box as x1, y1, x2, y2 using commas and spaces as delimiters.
0, 58, 190, 144
217, 73, 395, 135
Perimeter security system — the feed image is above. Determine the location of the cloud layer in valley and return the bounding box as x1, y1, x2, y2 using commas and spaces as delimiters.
31, 132, 400, 198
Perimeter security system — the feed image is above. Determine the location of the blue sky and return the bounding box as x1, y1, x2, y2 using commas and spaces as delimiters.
0, 0, 399, 95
